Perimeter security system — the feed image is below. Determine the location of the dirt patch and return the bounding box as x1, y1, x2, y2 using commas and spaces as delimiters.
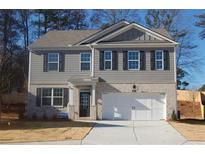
169, 120, 205, 141
0, 121, 95, 143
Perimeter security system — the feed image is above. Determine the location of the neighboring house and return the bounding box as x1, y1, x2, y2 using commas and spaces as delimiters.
27, 21, 178, 120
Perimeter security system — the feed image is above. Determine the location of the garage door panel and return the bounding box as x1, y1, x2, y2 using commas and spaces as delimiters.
102, 93, 165, 120
102, 105, 131, 120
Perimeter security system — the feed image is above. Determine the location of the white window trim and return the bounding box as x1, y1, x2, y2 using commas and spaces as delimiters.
104, 51, 112, 70
155, 50, 164, 70
41, 88, 64, 108
48, 53, 59, 72
128, 51, 140, 70
80, 52, 91, 71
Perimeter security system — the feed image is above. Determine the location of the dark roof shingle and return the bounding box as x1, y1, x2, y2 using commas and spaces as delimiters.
29, 30, 99, 48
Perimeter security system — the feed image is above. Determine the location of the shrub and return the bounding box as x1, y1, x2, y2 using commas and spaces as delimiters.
32, 112, 37, 120
171, 110, 177, 121
42, 112, 48, 120
52, 114, 58, 121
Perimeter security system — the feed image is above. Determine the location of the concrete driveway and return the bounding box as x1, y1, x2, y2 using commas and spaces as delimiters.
82, 120, 187, 145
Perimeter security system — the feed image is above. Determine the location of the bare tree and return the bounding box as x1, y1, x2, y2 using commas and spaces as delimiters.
90, 9, 140, 29
145, 10, 201, 89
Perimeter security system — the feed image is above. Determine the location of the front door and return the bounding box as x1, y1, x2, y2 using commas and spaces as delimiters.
79, 91, 90, 117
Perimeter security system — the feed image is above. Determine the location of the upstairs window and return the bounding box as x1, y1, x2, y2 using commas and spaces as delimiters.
128, 51, 140, 70
104, 51, 112, 70
81, 53, 91, 71
155, 50, 164, 70
48, 53, 59, 71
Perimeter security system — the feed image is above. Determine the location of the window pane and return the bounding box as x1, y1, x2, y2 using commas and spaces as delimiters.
42, 98, 51, 106
156, 61, 163, 69
54, 88, 63, 96
128, 52, 139, 60
42, 88, 52, 96
105, 52, 112, 60
81, 63, 90, 70
129, 61, 138, 69
48, 53, 58, 62
156, 51, 163, 60
53, 98, 63, 106
105, 61, 111, 69
81, 53, 91, 62
48, 63, 58, 71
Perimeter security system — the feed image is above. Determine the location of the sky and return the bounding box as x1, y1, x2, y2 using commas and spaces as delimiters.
88, 9, 205, 89
142, 9, 205, 90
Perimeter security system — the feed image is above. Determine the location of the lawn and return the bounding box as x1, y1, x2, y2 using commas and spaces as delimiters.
0, 121, 95, 143
169, 120, 205, 141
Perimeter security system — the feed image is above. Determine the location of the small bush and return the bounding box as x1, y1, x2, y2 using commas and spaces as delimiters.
42, 112, 48, 120
171, 110, 177, 121
52, 114, 58, 121
32, 112, 37, 120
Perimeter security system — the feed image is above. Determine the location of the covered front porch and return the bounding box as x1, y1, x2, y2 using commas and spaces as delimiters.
67, 77, 99, 120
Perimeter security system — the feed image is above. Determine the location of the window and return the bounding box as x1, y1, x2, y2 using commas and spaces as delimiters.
104, 51, 112, 70
128, 51, 140, 70
41, 88, 64, 107
48, 53, 59, 71
80, 53, 91, 71
155, 50, 164, 70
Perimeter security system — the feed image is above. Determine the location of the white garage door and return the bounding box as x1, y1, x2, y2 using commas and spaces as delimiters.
102, 93, 166, 120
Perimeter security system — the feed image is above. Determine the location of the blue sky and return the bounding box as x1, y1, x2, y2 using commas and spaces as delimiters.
88, 10, 205, 89
141, 9, 205, 89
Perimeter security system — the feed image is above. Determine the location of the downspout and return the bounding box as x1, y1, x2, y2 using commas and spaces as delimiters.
87, 44, 95, 77
27, 48, 32, 117
28, 48, 32, 93
174, 44, 179, 119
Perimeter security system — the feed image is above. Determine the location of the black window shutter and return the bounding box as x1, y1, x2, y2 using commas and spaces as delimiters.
164, 50, 170, 70
140, 51, 146, 70
63, 88, 69, 107
100, 51, 104, 70
112, 51, 118, 70
59, 53, 65, 72
150, 50, 155, 70
36, 88, 41, 107
43, 53, 48, 72
123, 51, 128, 70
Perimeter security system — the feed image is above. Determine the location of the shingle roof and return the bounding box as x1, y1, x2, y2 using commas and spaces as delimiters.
151, 28, 172, 39
29, 28, 173, 49
29, 30, 100, 48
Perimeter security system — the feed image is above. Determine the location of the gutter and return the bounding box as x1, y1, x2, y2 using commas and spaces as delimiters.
28, 47, 32, 92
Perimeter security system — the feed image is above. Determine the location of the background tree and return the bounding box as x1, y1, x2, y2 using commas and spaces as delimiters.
195, 13, 205, 39
90, 9, 140, 29
198, 84, 205, 91
145, 10, 199, 89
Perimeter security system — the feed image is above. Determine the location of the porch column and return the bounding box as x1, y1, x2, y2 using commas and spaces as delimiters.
68, 83, 74, 106
92, 84, 96, 106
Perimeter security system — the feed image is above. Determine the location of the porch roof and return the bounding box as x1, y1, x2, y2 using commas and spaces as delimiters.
67, 77, 99, 86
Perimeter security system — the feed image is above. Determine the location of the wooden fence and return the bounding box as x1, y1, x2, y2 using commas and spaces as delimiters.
177, 90, 204, 120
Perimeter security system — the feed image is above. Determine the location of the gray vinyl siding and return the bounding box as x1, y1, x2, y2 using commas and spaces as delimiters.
94, 47, 175, 84
30, 47, 175, 85
30, 50, 91, 85
106, 29, 164, 42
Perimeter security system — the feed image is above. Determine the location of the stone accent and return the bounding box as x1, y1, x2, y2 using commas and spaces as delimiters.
96, 83, 176, 120
28, 83, 176, 120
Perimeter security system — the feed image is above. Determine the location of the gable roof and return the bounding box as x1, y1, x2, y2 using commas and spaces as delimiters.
29, 21, 177, 49
29, 30, 99, 48
93, 23, 177, 44
75, 21, 130, 45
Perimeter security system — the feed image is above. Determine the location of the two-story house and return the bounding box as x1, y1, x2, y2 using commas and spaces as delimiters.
27, 21, 178, 120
